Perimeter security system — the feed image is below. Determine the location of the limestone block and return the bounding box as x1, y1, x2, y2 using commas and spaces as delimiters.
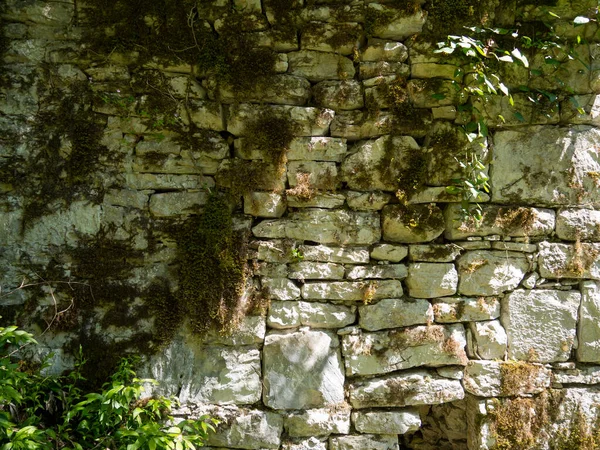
216, 74, 311, 105
300, 245, 370, 263
288, 50, 355, 81
383, 204, 445, 243
302, 280, 403, 301
287, 137, 347, 161
444, 204, 555, 239
285, 408, 351, 437
268, 301, 301, 329
411, 63, 461, 80
468, 320, 507, 360
492, 126, 600, 205
465, 360, 550, 398
289, 262, 345, 280
578, 281, 600, 362
205, 407, 283, 449
227, 104, 335, 136
202, 316, 265, 346
409, 244, 462, 262
359, 298, 433, 331
255, 262, 289, 278
342, 135, 421, 191
313, 80, 364, 111
502, 289, 580, 362
359, 61, 410, 80
341, 324, 467, 376
432, 297, 501, 323
347, 191, 391, 211
281, 438, 327, 450
145, 340, 261, 405
361, 38, 408, 62
349, 370, 465, 408
263, 330, 345, 409
330, 435, 399, 450
252, 210, 381, 245
262, 278, 301, 301
299, 302, 356, 329
538, 242, 600, 279
371, 244, 408, 262
302, 22, 361, 55
243, 192, 286, 218
367, 4, 426, 39
330, 110, 394, 140
352, 410, 421, 435
408, 79, 461, 108
491, 242, 538, 253
104, 189, 149, 209
406, 263, 458, 298
182, 100, 224, 131
256, 240, 295, 263
556, 208, 600, 241
553, 366, 600, 385
560, 94, 600, 126
346, 264, 407, 280
457, 251, 529, 296
287, 161, 338, 190
287, 193, 346, 209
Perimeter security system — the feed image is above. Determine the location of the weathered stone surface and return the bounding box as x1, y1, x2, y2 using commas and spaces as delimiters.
538, 242, 600, 279
216, 158, 286, 191
492, 126, 600, 205
367, 4, 426, 39
349, 370, 465, 408
302, 22, 361, 55
302, 280, 403, 301
288, 161, 338, 190
298, 302, 356, 329
330, 110, 394, 140
361, 38, 408, 62
342, 325, 467, 376
578, 281, 600, 362
252, 210, 381, 245
256, 240, 295, 263
203, 315, 266, 346
254, 262, 292, 278
432, 297, 500, 323
346, 191, 391, 211
342, 135, 421, 191
313, 80, 364, 110
471, 92, 560, 128
268, 301, 301, 329
491, 242, 538, 253
287, 193, 346, 209
382, 204, 445, 243
406, 263, 458, 298
215, 74, 311, 105
553, 366, 600, 385
352, 409, 421, 435
463, 360, 551, 397
285, 408, 351, 437
561, 93, 600, 126
289, 262, 345, 280
243, 192, 286, 218
299, 245, 370, 264
288, 50, 355, 81
370, 244, 408, 262
329, 435, 399, 450
263, 330, 345, 409
359, 298, 433, 331
205, 407, 283, 449
281, 437, 327, 450
262, 278, 301, 301
346, 264, 407, 280
409, 79, 462, 108
411, 63, 461, 80
468, 320, 507, 360
502, 289, 581, 362
104, 189, 149, 209
359, 61, 410, 80
123, 173, 215, 190
287, 137, 347, 162
457, 251, 530, 296
182, 100, 224, 130
556, 208, 600, 241
444, 204, 555, 239
409, 244, 462, 262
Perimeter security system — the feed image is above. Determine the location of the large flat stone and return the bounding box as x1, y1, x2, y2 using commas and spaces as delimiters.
366, 4, 426, 39
432, 297, 501, 323
285, 408, 351, 437
298, 245, 370, 264
329, 435, 399, 450
382, 204, 445, 243
463, 360, 551, 397
538, 242, 600, 279
288, 50, 355, 81
556, 208, 600, 241
359, 298, 433, 331
302, 280, 403, 301
406, 263, 458, 298
457, 251, 529, 296
352, 409, 421, 435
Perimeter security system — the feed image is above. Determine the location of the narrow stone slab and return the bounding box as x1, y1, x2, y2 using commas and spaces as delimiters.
216, 74, 311, 105
268, 301, 301, 329
366, 3, 426, 39
346, 264, 408, 280
409, 244, 463, 262
149, 191, 208, 217
244, 192, 286, 218
313, 80, 364, 110
359, 298, 433, 331
205, 407, 283, 449
578, 281, 600, 362
463, 360, 551, 397
556, 208, 600, 241
262, 278, 301, 301
361, 38, 408, 62
349, 370, 465, 408
457, 251, 529, 296
406, 263, 458, 298
287, 193, 346, 209
371, 244, 408, 262
289, 262, 345, 280
538, 242, 600, 279
299, 302, 356, 329
502, 289, 580, 362
302, 280, 403, 301
341, 324, 467, 376
285, 408, 351, 437
352, 409, 421, 435
382, 204, 445, 243
330, 110, 394, 140
288, 50, 355, 81
287, 137, 347, 162
347, 191, 391, 211
432, 297, 500, 323
299, 245, 370, 264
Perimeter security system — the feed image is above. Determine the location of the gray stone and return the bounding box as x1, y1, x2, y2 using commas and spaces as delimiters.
256, 240, 295, 263
553, 366, 600, 385
457, 251, 530, 296
463, 360, 551, 397
502, 289, 581, 362
302, 280, 403, 301
289, 262, 345, 280
299, 302, 356, 329
352, 409, 421, 435
262, 278, 301, 301
288, 161, 338, 190
346, 191, 391, 211
285, 408, 351, 437
243, 192, 286, 218
370, 244, 408, 262
123, 173, 215, 190
281, 437, 327, 450
205, 407, 283, 449
263, 330, 345, 409
346, 264, 408, 280
254, 262, 291, 278
538, 242, 600, 279
361, 39, 408, 62
359, 298, 433, 331
578, 281, 600, 363
366, 4, 426, 39
432, 297, 501, 323
302, 22, 361, 55
411, 63, 461, 80
268, 301, 301, 329
409, 244, 463, 262
202, 316, 266, 346
359, 62, 410, 80
556, 208, 600, 241
409, 79, 462, 108
287, 193, 346, 209
215, 74, 311, 106
468, 320, 507, 360
330, 110, 394, 140
104, 189, 149, 209
342, 324, 467, 376
406, 263, 458, 298
329, 435, 399, 450
287, 137, 347, 162
300, 245, 370, 264
313, 80, 364, 110
491, 242, 538, 253
182, 100, 224, 130
492, 126, 600, 205
382, 204, 445, 243
288, 50, 355, 81
349, 370, 465, 408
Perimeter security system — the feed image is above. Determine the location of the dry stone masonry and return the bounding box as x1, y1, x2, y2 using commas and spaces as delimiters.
2, 0, 600, 448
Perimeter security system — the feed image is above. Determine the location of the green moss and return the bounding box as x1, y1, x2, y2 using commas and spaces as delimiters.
243, 108, 298, 166
424, 0, 485, 35
364, 7, 396, 37
396, 145, 428, 202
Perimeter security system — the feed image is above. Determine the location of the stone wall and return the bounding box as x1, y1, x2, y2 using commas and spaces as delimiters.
2, 0, 600, 448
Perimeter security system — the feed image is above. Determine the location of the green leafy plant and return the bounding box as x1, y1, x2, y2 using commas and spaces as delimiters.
0, 321, 216, 450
